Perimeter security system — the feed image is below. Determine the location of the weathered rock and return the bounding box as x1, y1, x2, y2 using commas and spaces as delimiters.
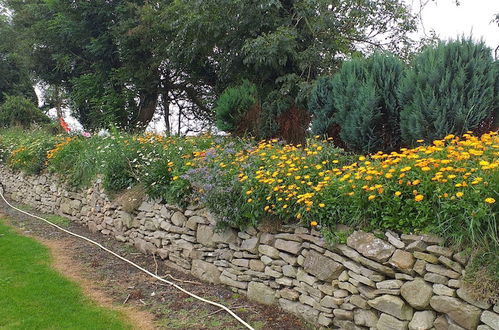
347, 231, 395, 262
481, 311, 499, 330
430, 295, 482, 329
171, 211, 187, 226
212, 228, 237, 244
350, 295, 368, 309
279, 299, 319, 324
409, 311, 436, 330
386, 231, 405, 249
424, 272, 448, 285
413, 259, 427, 276
433, 284, 455, 296
377, 313, 409, 330
249, 259, 265, 272
333, 309, 353, 320
389, 249, 415, 269
274, 239, 302, 255
456, 288, 492, 309
426, 264, 460, 279
241, 237, 259, 254
191, 259, 221, 284
320, 296, 341, 308
401, 278, 433, 309
296, 268, 317, 286
247, 282, 275, 305
258, 245, 280, 259
232, 258, 249, 268
196, 225, 215, 247
219, 274, 248, 289
406, 240, 427, 252
376, 280, 403, 290
339, 281, 359, 294
317, 313, 333, 327
368, 295, 414, 320
426, 245, 453, 258
413, 251, 439, 264
354, 309, 379, 327
302, 250, 344, 282
280, 288, 300, 301
60, 200, 72, 214
334, 244, 395, 276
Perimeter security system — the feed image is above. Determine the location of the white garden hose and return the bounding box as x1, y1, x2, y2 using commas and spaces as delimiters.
0, 184, 254, 330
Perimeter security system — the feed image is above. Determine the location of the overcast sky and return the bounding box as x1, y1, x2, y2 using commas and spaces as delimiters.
410, 0, 499, 50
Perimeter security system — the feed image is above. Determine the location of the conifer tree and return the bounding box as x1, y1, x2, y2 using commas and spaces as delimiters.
311, 53, 405, 153
399, 38, 498, 143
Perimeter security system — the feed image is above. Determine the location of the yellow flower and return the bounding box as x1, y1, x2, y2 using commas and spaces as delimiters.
282, 204, 288, 209
421, 166, 431, 172
456, 192, 464, 198
319, 203, 325, 208
245, 190, 253, 195
172, 176, 179, 181
485, 197, 496, 204
368, 195, 376, 201
247, 198, 253, 203
310, 221, 318, 226
412, 179, 421, 185
394, 191, 402, 197
414, 194, 424, 202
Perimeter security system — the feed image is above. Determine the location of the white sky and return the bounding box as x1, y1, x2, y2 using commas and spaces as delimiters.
39, 0, 499, 133
409, 0, 499, 50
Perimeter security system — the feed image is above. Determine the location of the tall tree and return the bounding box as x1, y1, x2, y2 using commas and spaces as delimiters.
163, 0, 419, 139
0, 13, 36, 104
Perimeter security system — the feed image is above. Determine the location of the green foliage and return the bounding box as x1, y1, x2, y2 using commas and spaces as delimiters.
308, 77, 335, 136
1, 128, 55, 174
214, 80, 258, 134
399, 37, 498, 144
312, 53, 405, 153
0, 219, 131, 329
0, 15, 36, 105
5, 0, 421, 134
0, 95, 50, 128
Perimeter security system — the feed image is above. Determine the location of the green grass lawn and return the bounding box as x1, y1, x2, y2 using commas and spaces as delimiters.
0, 218, 132, 329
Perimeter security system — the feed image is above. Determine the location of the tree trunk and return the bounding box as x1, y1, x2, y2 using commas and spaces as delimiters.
135, 91, 158, 130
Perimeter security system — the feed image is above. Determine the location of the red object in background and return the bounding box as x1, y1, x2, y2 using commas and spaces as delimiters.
59, 117, 70, 132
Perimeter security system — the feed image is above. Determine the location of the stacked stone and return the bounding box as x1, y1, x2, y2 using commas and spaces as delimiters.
1, 166, 498, 330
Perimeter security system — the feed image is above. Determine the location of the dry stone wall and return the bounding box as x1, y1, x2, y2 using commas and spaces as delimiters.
0, 167, 497, 330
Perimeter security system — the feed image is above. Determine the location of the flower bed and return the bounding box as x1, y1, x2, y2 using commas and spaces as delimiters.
1, 128, 497, 253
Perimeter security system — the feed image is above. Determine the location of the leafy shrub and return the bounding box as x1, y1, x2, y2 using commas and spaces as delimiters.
399, 38, 498, 144
0, 95, 50, 128
214, 80, 259, 135
7, 135, 55, 174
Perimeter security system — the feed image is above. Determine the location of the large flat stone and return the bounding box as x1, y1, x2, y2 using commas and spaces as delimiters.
481, 311, 499, 330
274, 239, 302, 255
303, 250, 345, 282
247, 281, 275, 305
191, 259, 221, 284
377, 313, 409, 330
430, 295, 482, 329
368, 295, 413, 320
347, 231, 395, 262
409, 311, 436, 330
